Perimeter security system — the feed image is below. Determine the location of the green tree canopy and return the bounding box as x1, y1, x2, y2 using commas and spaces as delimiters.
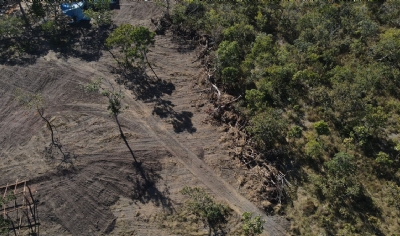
105, 24, 155, 68
241, 212, 264, 236
180, 186, 230, 234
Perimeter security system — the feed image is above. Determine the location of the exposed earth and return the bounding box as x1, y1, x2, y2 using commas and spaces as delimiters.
0, 1, 289, 235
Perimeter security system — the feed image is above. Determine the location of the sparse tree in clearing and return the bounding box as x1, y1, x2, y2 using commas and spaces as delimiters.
105, 24, 156, 74
83, 78, 139, 164
241, 212, 265, 236
14, 90, 56, 145
13, 90, 75, 167
180, 186, 230, 235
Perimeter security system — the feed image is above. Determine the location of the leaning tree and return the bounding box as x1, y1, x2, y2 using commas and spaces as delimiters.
83, 78, 139, 164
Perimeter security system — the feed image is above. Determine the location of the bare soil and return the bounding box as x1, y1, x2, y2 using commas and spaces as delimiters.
0, 1, 289, 235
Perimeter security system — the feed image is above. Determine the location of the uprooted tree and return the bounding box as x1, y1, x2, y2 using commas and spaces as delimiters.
83, 78, 139, 164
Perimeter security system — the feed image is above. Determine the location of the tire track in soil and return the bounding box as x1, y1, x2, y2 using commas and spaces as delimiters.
124, 97, 287, 236
54, 38, 288, 235
72, 7, 288, 232
112, 12, 288, 232
0, 2, 289, 234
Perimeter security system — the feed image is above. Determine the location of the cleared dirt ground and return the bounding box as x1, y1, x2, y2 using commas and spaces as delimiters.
0, 1, 288, 235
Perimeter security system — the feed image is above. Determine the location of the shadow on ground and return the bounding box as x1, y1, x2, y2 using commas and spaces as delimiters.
0, 17, 113, 66
131, 162, 175, 213
116, 67, 197, 133
152, 99, 196, 133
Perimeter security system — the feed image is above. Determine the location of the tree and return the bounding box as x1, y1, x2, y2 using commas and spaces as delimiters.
83, 78, 139, 164
14, 90, 74, 168
325, 152, 361, 201
180, 186, 230, 235
373, 28, 400, 64
30, 0, 46, 19
375, 151, 393, 166
14, 90, 56, 145
216, 40, 241, 88
288, 125, 302, 139
0, 16, 24, 40
223, 23, 256, 51
246, 108, 288, 150
241, 33, 276, 79
305, 139, 323, 159
105, 24, 155, 71
84, 0, 113, 27
387, 181, 400, 213
314, 120, 330, 136
241, 212, 265, 236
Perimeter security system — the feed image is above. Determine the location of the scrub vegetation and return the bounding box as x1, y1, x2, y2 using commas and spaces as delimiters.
171, 0, 400, 234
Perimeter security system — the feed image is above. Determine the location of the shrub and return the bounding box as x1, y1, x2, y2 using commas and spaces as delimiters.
314, 120, 330, 136
180, 186, 230, 233
246, 108, 287, 150
241, 212, 265, 236
375, 151, 393, 166
288, 126, 302, 139
305, 140, 323, 159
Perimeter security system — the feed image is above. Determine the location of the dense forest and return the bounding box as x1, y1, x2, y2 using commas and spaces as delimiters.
171, 0, 400, 235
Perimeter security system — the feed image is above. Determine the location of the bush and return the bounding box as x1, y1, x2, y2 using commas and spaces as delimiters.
223, 23, 255, 50
314, 120, 330, 136
245, 89, 265, 111
180, 186, 230, 233
221, 67, 239, 85
325, 152, 361, 200
375, 151, 393, 166
217, 40, 241, 69
171, 1, 206, 30
305, 140, 323, 159
0, 16, 24, 39
246, 108, 287, 150
41, 20, 58, 37
288, 126, 302, 139
241, 212, 265, 236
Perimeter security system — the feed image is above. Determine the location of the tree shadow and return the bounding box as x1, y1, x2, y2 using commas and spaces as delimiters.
171, 35, 197, 54
135, 78, 175, 102
116, 68, 175, 102
54, 23, 113, 62
129, 161, 175, 214
322, 186, 384, 236
152, 99, 196, 133
0, 18, 112, 66
360, 136, 400, 182
0, 29, 47, 66
44, 139, 77, 171
116, 67, 196, 133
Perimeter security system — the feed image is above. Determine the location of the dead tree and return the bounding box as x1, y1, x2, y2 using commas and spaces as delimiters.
14, 90, 75, 169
